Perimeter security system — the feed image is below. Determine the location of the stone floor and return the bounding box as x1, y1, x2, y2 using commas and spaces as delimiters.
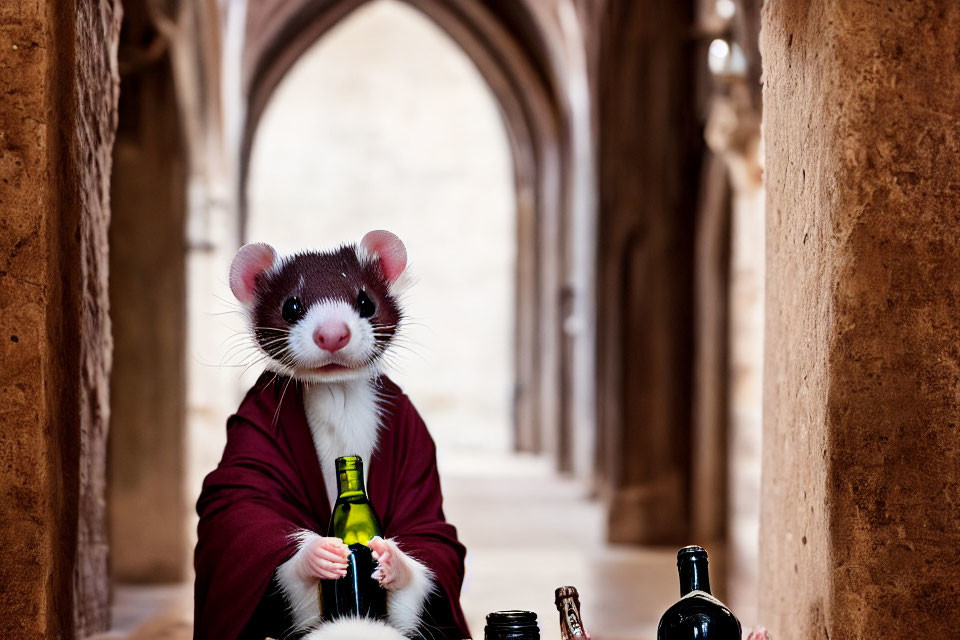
440, 452, 677, 640
95, 451, 678, 640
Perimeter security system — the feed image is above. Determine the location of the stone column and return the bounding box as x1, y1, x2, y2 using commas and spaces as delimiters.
0, 1, 120, 636
595, 0, 703, 544
761, 1, 960, 637
690, 152, 730, 552
702, 82, 764, 624
109, 1, 189, 583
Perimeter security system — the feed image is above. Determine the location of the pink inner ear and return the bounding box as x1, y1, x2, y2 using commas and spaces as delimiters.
229, 243, 277, 304
361, 230, 407, 283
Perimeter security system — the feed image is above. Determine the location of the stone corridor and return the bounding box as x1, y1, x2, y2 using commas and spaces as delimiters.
7, 1, 960, 637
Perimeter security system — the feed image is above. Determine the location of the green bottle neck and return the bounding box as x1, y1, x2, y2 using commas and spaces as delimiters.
337, 468, 365, 496
335, 457, 366, 498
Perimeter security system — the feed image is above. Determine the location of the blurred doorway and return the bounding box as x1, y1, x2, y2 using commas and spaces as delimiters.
244, 0, 516, 455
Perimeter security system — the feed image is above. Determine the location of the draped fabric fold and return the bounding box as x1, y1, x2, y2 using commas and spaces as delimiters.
194, 374, 469, 640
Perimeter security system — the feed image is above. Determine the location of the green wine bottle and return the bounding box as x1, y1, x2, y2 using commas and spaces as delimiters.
321, 455, 388, 621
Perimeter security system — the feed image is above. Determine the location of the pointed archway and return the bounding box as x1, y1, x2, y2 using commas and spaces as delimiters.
236, 0, 588, 467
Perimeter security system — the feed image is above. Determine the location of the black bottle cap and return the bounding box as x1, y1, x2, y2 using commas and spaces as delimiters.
485, 610, 540, 639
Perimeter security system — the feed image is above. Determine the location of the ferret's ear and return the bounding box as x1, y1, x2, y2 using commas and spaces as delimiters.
361, 230, 407, 284
230, 242, 277, 306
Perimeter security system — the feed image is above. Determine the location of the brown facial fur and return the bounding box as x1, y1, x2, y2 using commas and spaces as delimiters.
250, 245, 401, 364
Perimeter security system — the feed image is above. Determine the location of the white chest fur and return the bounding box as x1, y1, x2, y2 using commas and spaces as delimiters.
302, 378, 383, 508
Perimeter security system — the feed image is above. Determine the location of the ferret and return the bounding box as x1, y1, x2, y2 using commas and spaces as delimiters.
229, 230, 430, 640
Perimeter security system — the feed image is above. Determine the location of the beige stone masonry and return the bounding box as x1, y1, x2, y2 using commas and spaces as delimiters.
0, 1, 120, 636
761, 1, 960, 637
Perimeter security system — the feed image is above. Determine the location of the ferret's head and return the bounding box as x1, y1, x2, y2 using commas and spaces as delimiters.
229, 230, 407, 384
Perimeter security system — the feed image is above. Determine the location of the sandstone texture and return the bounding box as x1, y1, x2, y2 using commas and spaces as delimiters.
0, 1, 120, 636
760, 1, 960, 637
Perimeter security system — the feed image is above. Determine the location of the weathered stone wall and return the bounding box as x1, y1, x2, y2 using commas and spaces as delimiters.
74, 2, 122, 633
761, 1, 960, 637
0, 0, 120, 636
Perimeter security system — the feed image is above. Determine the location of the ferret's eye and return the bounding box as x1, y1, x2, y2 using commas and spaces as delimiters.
281, 296, 304, 324
357, 290, 376, 319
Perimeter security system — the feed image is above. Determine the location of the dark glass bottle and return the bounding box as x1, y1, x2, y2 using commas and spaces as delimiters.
321, 456, 387, 621
484, 610, 540, 640
555, 586, 587, 639
657, 546, 741, 640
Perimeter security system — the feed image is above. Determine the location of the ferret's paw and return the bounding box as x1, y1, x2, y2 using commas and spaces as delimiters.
368, 537, 412, 591
301, 617, 407, 640
300, 536, 350, 581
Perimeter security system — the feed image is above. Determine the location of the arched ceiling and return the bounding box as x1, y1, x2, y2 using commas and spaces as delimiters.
241, 0, 556, 105
236, 0, 571, 219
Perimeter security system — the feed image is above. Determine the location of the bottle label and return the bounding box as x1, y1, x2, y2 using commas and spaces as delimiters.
680, 589, 723, 604
562, 600, 585, 638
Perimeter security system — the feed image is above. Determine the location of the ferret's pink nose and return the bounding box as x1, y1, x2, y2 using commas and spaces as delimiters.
313, 322, 351, 352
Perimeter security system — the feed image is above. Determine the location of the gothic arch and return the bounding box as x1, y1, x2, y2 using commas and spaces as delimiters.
237, 0, 572, 456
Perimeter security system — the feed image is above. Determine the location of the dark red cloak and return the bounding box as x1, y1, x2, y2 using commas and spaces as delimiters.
194, 374, 470, 640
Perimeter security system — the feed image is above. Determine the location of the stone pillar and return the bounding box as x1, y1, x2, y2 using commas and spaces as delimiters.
690, 152, 730, 551
0, 1, 120, 636
109, 2, 189, 583
761, 1, 960, 637
701, 81, 764, 623
595, 0, 703, 544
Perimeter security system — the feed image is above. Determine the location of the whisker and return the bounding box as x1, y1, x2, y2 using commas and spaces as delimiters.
272, 376, 295, 427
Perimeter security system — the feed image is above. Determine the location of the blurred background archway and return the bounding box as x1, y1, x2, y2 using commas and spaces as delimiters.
243, 0, 516, 455
102, 0, 763, 638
